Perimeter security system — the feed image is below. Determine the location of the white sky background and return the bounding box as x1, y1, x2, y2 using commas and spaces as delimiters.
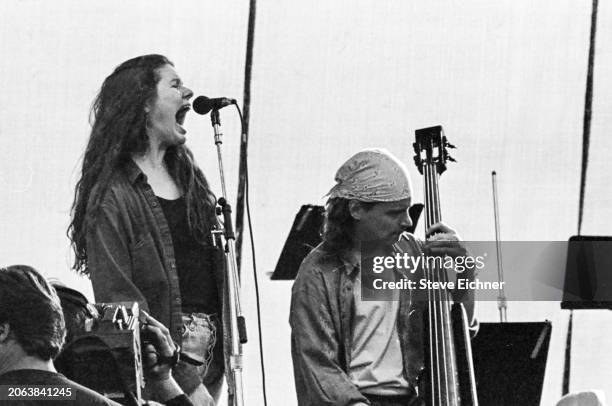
1, 1, 611, 404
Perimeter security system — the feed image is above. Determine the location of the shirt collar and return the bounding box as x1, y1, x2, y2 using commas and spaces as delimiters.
125, 158, 147, 184
339, 240, 406, 276
338, 247, 360, 276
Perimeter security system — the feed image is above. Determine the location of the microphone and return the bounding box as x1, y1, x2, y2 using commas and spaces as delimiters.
192, 96, 236, 115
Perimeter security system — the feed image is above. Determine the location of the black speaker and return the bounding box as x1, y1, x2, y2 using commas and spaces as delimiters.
471, 322, 551, 406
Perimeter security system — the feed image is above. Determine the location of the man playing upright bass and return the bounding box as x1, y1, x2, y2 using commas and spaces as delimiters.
290, 148, 476, 406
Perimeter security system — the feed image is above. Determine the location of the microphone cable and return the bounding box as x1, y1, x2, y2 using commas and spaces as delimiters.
234, 103, 268, 406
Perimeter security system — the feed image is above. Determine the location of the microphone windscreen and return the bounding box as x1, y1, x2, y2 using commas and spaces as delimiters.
192, 96, 212, 115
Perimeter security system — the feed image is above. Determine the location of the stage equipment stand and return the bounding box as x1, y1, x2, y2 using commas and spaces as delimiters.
491, 171, 507, 322
563, 0, 599, 396
209, 109, 247, 406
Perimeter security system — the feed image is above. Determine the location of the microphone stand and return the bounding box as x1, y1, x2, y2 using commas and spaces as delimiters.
209, 109, 247, 406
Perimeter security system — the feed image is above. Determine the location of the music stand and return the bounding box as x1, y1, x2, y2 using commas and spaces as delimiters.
270, 203, 423, 280
471, 321, 552, 406
560, 235, 612, 310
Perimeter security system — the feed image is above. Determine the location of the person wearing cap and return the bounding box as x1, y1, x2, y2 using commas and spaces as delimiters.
289, 149, 475, 406
51, 283, 196, 406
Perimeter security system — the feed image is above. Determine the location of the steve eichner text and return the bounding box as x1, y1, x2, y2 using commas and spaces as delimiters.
372, 253, 486, 274
372, 278, 504, 291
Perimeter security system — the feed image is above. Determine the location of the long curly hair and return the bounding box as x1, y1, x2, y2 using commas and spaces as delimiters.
68, 54, 217, 276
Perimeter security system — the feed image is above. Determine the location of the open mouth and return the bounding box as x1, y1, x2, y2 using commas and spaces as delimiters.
175, 105, 191, 126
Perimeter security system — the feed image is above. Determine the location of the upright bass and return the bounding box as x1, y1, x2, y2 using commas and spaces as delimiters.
412, 126, 479, 406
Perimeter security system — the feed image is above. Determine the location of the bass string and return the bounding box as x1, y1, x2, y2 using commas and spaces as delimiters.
424, 160, 456, 405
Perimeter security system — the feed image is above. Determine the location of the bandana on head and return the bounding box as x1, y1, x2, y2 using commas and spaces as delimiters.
326, 148, 412, 202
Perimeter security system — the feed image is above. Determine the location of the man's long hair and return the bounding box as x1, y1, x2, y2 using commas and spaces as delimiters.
0, 265, 65, 360
322, 198, 375, 252
68, 54, 217, 275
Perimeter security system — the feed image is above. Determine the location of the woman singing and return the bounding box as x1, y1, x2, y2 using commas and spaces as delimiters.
69, 55, 225, 405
